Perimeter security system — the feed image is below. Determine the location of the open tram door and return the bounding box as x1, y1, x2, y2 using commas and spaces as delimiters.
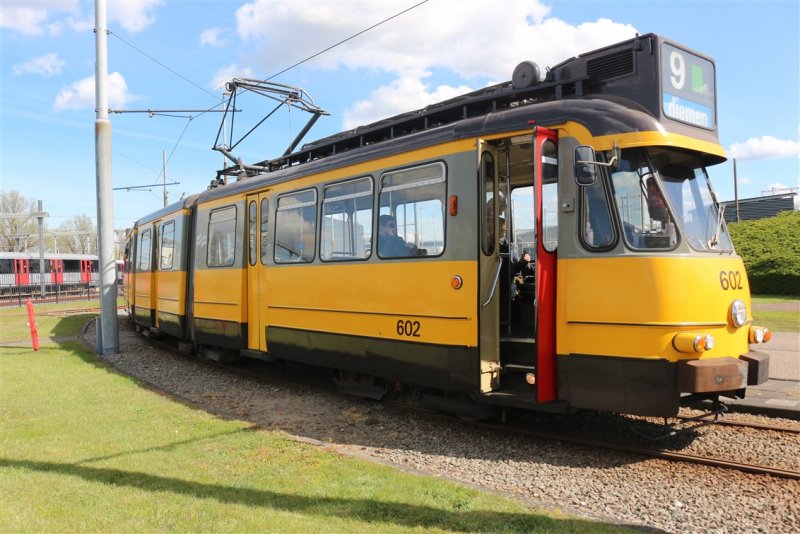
478, 127, 558, 404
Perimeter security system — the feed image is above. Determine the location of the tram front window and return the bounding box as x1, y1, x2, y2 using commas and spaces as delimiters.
608, 148, 677, 250
649, 147, 733, 252
608, 148, 733, 252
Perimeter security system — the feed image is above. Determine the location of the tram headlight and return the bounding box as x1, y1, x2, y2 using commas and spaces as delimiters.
673, 332, 715, 353
730, 299, 747, 328
748, 326, 771, 344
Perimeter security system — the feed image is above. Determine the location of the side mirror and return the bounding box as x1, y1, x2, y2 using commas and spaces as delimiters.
574, 146, 598, 186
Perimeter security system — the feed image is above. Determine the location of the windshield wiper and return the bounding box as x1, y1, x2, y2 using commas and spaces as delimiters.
708, 203, 726, 248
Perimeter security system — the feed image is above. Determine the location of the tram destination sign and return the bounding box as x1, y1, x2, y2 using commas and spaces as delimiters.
661, 42, 716, 129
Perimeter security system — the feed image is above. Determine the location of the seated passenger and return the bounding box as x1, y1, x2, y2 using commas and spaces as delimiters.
514, 251, 535, 283
514, 251, 535, 300
378, 215, 415, 258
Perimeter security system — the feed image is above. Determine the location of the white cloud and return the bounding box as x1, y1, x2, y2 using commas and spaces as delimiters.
728, 136, 800, 160
66, 14, 94, 33
234, 0, 638, 127
738, 176, 753, 186
0, 1, 78, 36
200, 27, 230, 47
210, 64, 256, 92
109, 0, 163, 33
12, 53, 66, 77
343, 77, 473, 129
54, 72, 136, 111
235, 1, 635, 80
0, 1, 159, 35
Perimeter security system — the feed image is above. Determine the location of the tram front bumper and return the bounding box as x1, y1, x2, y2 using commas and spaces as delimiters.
740, 351, 770, 385
677, 352, 769, 394
556, 351, 771, 417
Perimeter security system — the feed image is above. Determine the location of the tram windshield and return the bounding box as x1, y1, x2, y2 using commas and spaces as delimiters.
648, 147, 733, 252
607, 147, 732, 252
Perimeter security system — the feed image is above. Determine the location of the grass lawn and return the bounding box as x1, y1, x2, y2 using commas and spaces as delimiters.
0, 299, 126, 344
751, 296, 800, 333
0, 308, 627, 532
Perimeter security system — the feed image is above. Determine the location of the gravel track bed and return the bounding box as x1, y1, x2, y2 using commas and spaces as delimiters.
87, 319, 800, 533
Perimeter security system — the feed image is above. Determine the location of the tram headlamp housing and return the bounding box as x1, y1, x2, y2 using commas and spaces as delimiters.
748, 326, 771, 344
730, 299, 747, 328
673, 332, 715, 353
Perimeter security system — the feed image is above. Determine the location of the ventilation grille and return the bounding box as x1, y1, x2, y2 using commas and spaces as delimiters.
586, 49, 634, 80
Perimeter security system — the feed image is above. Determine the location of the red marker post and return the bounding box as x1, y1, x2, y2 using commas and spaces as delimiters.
26, 299, 39, 351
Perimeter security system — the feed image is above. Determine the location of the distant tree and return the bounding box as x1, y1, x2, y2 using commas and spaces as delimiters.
58, 214, 97, 254
729, 211, 800, 296
0, 191, 38, 251
114, 228, 129, 260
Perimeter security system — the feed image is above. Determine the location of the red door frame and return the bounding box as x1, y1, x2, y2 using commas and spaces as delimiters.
51, 259, 64, 284
14, 259, 30, 285
80, 260, 92, 283
534, 127, 558, 403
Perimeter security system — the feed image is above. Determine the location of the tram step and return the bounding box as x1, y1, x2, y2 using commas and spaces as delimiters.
500, 337, 536, 364
477, 392, 574, 413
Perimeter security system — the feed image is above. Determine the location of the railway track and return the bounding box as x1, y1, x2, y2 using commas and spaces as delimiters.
464, 418, 800, 481
133, 330, 800, 482
676, 414, 800, 435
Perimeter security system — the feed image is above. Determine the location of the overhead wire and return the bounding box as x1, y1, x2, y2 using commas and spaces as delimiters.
266, 0, 429, 81
108, 30, 219, 100
110, 0, 430, 187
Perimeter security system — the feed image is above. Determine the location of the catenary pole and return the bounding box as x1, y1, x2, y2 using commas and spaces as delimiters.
36, 200, 47, 297
95, 0, 118, 354
733, 158, 740, 223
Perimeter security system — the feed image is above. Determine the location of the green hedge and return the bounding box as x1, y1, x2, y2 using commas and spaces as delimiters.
728, 211, 800, 296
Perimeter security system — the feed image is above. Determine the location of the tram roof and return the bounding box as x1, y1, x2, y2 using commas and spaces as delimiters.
210, 32, 719, 184
0, 252, 98, 261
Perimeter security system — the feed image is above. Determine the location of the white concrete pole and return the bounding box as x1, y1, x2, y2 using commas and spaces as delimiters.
95, 0, 118, 353
36, 200, 47, 296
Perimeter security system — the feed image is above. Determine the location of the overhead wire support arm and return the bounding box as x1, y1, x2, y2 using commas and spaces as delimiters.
113, 182, 180, 191
109, 108, 237, 114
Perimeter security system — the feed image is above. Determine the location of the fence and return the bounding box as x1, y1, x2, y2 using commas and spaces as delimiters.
0, 283, 100, 307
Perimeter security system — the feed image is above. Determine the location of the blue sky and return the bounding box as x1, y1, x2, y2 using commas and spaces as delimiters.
1, 0, 798, 232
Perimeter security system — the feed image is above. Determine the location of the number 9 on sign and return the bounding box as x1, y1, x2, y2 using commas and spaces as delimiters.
670, 51, 685, 89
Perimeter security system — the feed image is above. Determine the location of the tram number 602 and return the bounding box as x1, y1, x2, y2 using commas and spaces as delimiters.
396, 319, 421, 337
719, 270, 743, 290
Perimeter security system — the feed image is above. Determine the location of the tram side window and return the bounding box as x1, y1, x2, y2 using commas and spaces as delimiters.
378, 162, 445, 258
321, 177, 373, 261
275, 189, 317, 264
481, 152, 496, 256
0, 259, 11, 275
581, 177, 616, 249
248, 201, 257, 266
138, 229, 152, 272
159, 221, 175, 270
541, 140, 558, 252
260, 198, 269, 265
63, 259, 79, 272
207, 206, 237, 268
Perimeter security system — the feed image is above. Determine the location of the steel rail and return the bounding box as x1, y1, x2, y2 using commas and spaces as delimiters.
676, 415, 800, 434
466, 419, 800, 481
127, 329, 800, 481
